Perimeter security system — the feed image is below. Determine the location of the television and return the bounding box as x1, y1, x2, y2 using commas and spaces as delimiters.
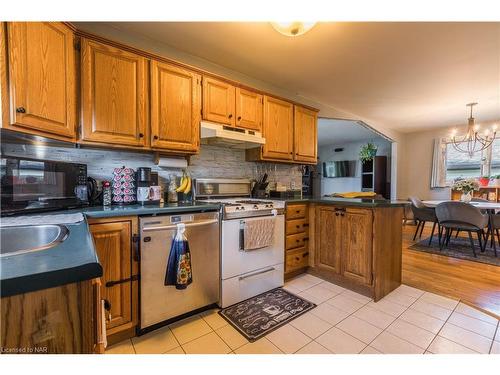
323, 160, 356, 178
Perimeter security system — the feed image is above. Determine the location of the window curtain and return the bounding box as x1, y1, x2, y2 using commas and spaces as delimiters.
430, 138, 447, 188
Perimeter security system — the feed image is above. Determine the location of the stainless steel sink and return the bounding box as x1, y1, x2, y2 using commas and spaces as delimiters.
0, 224, 69, 257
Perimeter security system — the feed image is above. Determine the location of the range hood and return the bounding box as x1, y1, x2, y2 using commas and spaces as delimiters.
200, 121, 265, 149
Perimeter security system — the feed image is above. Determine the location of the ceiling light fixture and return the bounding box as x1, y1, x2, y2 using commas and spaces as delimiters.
450, 103, 497, 157
271, 22, 316, 37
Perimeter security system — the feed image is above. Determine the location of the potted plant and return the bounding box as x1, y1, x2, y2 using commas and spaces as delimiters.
452, 178, 480, 203
359, 142, 378, 163
478, 176, 491, 187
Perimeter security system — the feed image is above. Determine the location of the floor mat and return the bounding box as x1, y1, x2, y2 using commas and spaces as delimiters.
218, 288, 316, 342
409, 236, 500, 266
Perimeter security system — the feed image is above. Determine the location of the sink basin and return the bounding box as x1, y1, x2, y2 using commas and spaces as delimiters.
0, 224, 69, 257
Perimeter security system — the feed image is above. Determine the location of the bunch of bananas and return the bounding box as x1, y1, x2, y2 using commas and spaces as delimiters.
176, 171, 192, 194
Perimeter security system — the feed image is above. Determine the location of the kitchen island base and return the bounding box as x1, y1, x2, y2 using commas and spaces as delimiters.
306, 203, 404, 302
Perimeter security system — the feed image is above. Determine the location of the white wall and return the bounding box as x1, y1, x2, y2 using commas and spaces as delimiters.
399, 120, 499, 200
319, 138, 392, 195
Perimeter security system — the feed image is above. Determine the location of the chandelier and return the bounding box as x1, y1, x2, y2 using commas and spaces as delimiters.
450, 103, 497, 157
271, 22, 316, 37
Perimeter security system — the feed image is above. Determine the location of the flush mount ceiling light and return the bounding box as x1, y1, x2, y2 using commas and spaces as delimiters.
450, 103, 498, 157
271, 22, 316, 37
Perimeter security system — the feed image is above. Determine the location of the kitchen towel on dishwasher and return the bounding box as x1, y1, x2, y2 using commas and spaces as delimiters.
165, 223, 193, 289
241, 216, 276, 251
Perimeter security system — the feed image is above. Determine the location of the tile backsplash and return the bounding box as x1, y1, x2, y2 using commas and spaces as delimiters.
1, 142, 302, 190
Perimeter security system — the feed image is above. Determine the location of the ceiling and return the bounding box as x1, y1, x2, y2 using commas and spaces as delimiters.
317, 119, 386, 146
80, 22, 500, 133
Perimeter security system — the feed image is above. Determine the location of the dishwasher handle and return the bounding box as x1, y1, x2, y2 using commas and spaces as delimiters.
142, 218, 219, 232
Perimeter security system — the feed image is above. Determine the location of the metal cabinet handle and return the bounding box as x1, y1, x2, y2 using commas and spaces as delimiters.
239, 267, 275, 281
153, 135, 159, 140
142, 219, 218, 232
228, 114, 233, 119
16, 107, 26, 113
139, 133, 144, 138
237, 116, 241, 121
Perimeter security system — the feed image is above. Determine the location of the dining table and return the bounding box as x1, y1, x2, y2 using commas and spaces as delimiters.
423, 200, 500, 255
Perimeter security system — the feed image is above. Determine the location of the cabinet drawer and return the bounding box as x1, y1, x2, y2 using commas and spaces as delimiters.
286, 218, 309, 235
286, 247, 309, 272
286, 232, 308, 250
286, 204, 308, 219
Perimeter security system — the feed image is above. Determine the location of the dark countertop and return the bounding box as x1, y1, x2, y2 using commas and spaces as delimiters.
1, 197, 405, 298
80, 201, 221, 218
1, 219, 103, 298
281, 197, 409, 208
0, 202, 221, 298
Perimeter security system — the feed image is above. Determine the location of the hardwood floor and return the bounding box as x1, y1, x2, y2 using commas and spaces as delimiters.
402, 222, 500, 318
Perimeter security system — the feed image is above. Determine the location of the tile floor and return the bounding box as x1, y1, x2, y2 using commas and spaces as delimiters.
106, 274, 500, 354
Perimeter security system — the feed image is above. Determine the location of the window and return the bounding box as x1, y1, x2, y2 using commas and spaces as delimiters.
445, 142, 482, 182
490, 139, 500, 177
444, 138, 500, 183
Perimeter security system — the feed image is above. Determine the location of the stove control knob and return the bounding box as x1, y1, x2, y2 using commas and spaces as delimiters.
241, 206, 245, 210
253, 204, 259, 209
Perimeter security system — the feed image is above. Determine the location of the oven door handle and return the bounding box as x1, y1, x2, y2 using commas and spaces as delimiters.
142, 219, 219, 232
238, 267, 276, 281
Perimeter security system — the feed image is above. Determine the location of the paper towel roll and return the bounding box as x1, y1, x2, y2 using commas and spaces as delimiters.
156, 157, 188, 169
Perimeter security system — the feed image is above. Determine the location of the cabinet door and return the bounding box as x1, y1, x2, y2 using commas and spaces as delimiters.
262, 96, 293, 160
89, 221, 133, 332
202, 76, 235, 126
6, 22, 76, 139
294, 105, 317, 163
151, 61, 201, 152
342, 208, 373, 286
315, 206, 342, 274
81, 39, 147, 147
235, 87, 262, 131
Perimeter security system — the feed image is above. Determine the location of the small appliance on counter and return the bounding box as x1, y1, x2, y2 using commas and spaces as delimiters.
1, 156, 89, 215
136, 167, 162, 205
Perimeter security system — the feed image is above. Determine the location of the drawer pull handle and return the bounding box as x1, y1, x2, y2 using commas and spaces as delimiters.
295, 257, 300, 261
105, 274, 139, 287
239, 267, 275, 281
296, 225, 300, 228
303, 252, 309, 257
303, 223, 309, 227
296, 210, 300, 213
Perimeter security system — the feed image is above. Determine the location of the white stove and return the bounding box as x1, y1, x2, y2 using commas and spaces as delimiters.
194, 178, 285, 307
194, 179, 285, 219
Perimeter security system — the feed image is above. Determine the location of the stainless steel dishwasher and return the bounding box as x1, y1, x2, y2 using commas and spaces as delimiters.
139, 211, 220, 332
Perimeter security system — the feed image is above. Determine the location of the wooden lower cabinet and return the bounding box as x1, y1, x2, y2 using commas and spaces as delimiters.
284, 203, 310, 278
310, 204, 403, 301
88, 216, 139, 345
0, 279, 100, 354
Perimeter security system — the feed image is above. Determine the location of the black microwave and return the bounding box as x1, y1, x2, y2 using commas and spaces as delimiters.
1, 156, 89, 215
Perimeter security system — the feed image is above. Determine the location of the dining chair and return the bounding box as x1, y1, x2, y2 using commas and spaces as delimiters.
454, 197, 489, 239
487, 214, 499, 257
435, 201, 489, 257
409, 196, 439, 245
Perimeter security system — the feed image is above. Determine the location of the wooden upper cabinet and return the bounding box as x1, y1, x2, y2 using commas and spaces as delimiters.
89, 220, 134, 333
262, 96, 294, 160
316, 206, 342, 274
81, 39, 148, 148
235, 88, 262, 131
342, 208, 373, 286
4, 22, 76, 139
202, 76, 235, 126
294, 105, 318, 163
150, 61, 201, 153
